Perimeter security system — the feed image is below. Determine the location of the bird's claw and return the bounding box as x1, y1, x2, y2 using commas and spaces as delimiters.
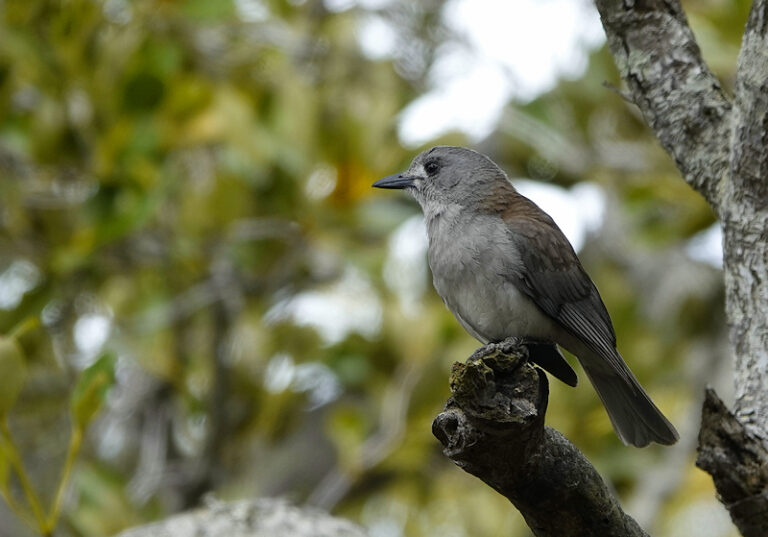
467, 344, 494, 363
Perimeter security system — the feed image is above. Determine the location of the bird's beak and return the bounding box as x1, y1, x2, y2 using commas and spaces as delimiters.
372, 173, 416, 189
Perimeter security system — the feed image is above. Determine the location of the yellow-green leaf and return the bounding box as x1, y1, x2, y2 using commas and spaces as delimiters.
71, 354, 116, 429
0, 337, 27, 414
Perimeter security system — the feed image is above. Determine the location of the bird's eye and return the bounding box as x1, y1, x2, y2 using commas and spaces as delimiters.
424, 160, 439, 175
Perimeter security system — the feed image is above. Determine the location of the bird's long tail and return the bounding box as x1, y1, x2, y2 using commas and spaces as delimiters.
582, 354, 678, 447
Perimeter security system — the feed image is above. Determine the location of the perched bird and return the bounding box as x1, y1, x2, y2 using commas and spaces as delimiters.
373, 146, 678, 447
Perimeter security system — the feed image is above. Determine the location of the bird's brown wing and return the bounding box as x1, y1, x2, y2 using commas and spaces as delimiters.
501, 202, 625, 375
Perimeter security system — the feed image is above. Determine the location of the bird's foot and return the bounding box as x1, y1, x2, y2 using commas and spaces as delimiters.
467, 344, 494, 363
467, 337, 527, 363
497, 336, 528, 354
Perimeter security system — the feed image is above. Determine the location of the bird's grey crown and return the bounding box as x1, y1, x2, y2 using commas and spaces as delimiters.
405, 146, 511, 210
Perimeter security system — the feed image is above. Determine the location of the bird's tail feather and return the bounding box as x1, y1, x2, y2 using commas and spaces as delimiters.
527, 343, 578, 387
583, 357, 678, 447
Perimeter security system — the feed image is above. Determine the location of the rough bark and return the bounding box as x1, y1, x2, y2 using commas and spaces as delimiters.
114, 498, 369, 537
724, 0, 768, 437
697, 389, 768, 537
431, 344, 648, 537
594, 0, 768, 534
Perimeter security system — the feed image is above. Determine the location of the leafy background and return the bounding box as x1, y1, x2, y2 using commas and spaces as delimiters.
0, 0, 745, 536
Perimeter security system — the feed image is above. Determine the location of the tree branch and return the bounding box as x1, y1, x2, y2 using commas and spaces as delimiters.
594, 0, 732, 211
723, 0, 768, 436
696, 388, 768, 537
431, 345, 648, 537
731, 0, 768, 206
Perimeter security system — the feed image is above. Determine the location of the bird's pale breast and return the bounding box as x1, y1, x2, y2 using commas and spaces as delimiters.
427, 211, 557, 344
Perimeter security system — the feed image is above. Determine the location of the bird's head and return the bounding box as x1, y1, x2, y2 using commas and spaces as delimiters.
373, 146, 510, 211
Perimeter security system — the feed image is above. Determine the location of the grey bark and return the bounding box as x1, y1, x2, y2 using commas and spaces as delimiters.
114, 498, 369, 537
724, 0, 768, 438
431, 345, 648, 537
593, 0, 768, 533
697, 389, 768, 537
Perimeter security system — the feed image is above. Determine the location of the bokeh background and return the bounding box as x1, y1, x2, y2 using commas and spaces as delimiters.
0, 0, 748, 536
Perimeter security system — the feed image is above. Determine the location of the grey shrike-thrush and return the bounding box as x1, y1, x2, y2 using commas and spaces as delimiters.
373, 146, 678, 447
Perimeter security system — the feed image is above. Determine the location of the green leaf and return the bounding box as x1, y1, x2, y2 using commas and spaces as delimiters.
0, 438, 9, 492
70, 354, 116, 429
0, 337, 27, 414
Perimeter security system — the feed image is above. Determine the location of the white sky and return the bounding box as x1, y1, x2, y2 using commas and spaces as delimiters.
395, 0, 605, 145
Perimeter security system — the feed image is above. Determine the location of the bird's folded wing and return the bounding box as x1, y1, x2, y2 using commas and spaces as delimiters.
502, 208, 625, 375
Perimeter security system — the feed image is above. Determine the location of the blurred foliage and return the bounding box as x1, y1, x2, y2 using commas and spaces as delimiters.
0, 314, 116, 534
0, 0, 744, 536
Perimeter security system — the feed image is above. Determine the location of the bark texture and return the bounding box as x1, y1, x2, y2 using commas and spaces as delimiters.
697, 389, 768, 537
594, 0, 768, 533
432, 345, 648, 537
724, 0, 768, 436
115, 498, 369, 537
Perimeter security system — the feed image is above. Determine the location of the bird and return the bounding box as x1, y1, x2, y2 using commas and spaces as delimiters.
373, 146, 678, 447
